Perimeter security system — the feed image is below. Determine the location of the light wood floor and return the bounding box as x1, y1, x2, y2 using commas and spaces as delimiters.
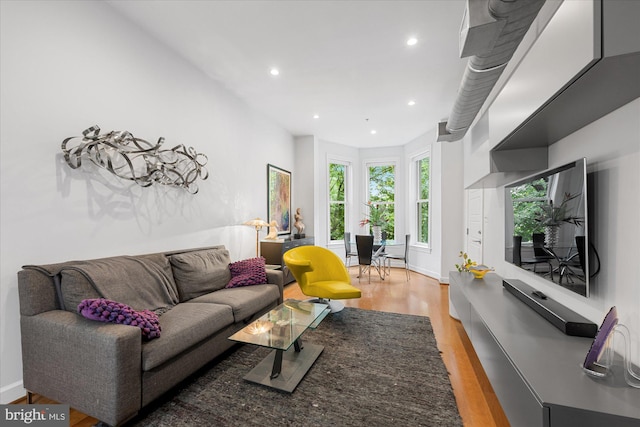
14, 267, 509, 426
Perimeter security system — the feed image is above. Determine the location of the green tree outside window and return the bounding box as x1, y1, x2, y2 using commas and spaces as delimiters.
368, 164, 395, 239
329, 163, 346, 241
510, 178, 547, 241
417, 156, 430, 244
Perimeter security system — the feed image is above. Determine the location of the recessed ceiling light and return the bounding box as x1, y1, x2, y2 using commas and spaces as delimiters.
270, 68, 280, 76
407, 37, 418, 46
371, 130, 377, 135
408, 100, 416, 106
313, 114, 319, 119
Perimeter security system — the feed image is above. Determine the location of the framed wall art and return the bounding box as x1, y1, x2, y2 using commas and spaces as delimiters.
267, 164, 291, 235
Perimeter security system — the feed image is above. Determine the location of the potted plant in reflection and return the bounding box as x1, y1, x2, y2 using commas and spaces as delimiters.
535, 192, 583, 248
360, 201, 387, 243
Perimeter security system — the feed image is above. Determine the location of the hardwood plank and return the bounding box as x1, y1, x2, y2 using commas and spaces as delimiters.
12, 267, 508, 426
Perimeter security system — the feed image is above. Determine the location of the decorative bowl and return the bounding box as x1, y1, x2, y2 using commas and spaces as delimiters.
469, 265, 493, 279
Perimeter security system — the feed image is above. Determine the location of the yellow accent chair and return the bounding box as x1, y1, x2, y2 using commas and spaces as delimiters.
283, 245, 362, 313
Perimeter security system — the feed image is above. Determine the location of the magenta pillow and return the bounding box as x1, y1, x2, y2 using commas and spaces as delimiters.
78, 298, 161, 340
226, 257, 267, 288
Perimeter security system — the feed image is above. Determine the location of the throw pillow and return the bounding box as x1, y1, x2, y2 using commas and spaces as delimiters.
170, 248, 232, 301
78, 298, 161, 340
226, 257, 267, 288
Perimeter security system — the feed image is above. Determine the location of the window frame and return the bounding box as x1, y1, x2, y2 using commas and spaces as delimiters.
508, 179, 549, 244
327, 159, 350, 243
411, 150, 431, 249
365, 161, 396, 240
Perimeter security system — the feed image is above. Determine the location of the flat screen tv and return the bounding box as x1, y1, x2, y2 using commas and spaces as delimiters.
505, 158, 592, 297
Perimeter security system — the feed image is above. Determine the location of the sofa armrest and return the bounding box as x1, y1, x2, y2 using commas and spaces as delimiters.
266, 269, 284, 303
20, 310, 142, 426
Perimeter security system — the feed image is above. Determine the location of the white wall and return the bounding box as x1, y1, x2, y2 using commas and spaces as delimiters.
405, 132, 464, 282
293, 136, 316, 238
0, 1, 294, 403
317, 139, 360, 250
404, 135, 440, 278
439, 141, 465, 282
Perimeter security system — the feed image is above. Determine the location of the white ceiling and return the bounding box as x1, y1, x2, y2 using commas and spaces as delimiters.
108, 0, 468, 148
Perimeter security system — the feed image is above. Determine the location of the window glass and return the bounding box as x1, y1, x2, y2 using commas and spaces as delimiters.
329, 163, 347, 241
510, 178, 547, 242
368, 164, 395, 240
416, 156, 430, 244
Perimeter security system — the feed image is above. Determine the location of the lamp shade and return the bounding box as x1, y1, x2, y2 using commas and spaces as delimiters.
244, 218, 269, 229
244, 218, 269, 257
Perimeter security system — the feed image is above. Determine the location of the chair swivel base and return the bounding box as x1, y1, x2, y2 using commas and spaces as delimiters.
305, 298, 345, 313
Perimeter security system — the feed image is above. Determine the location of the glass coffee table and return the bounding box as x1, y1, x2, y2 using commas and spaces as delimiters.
229, 299, 331, 392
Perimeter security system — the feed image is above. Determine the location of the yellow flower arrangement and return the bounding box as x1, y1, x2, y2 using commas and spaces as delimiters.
455, 251, 476, 273
455, 251, 494, 279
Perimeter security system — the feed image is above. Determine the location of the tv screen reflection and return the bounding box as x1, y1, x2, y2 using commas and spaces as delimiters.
505, 159, 589, 297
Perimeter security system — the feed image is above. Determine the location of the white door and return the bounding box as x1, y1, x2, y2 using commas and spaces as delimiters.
466, 189, 484, 264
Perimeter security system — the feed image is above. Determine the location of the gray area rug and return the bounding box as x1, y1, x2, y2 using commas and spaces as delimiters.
128, 307, 462, 426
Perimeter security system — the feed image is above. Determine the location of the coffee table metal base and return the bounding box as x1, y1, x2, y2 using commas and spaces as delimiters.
243, 343, 324, 393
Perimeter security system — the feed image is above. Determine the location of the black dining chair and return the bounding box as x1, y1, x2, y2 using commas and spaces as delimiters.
355, 235, 384, 282
513, 235, 554, 280
343, 232, 358, 267
532, 233, 554, 259
561, 235, 601, 284
384, 234, 410, 280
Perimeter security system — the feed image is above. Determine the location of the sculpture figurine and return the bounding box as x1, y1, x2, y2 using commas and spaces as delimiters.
294, 208, 306, 238
264, 220, 279, 240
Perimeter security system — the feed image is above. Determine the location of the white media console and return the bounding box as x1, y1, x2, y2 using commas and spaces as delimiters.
449, 272, 640, 427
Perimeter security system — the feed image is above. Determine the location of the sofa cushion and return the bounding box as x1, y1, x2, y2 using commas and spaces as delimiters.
226, 257, 267, 288
60, 270, 102, 311
59, 254, 179, 313
141, 302, 234, 371
78, 298, 161, 340
169, 248, 232, 302
187, 284, 280, 323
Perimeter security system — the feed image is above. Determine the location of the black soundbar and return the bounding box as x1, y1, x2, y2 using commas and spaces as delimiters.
503, 279, 597, 338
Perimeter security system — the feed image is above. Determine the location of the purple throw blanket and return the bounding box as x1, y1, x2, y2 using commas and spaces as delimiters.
78, 298, 161, 340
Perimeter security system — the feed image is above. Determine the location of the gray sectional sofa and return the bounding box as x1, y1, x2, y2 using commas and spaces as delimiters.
17, 245, 283, 426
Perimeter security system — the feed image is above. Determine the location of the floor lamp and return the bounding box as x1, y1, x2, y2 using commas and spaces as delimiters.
244, 218, 269, 257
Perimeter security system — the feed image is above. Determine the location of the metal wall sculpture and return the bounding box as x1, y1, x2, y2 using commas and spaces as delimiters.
62, 125, 208, 194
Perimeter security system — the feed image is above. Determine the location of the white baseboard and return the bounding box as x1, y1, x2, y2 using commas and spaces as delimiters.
409, 264, 440, 281
1, 379, 25, 404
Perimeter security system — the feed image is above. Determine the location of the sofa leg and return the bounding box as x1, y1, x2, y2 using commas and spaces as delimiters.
26, 391, 33, 404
